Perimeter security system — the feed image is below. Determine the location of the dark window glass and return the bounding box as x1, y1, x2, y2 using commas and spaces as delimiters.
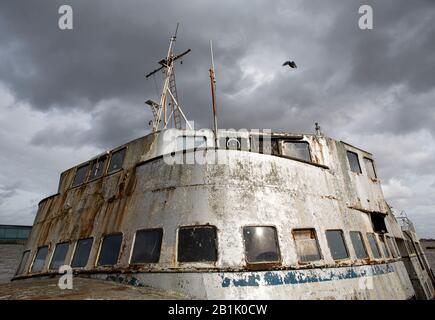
131, 229, 163, 264
72, 164, 89, 187
350, 231, 368, 259
98, 234, 123, 266
71, 238, 93, 268
177, 136, 207, 151
243, 226, 281, 263
326, 230, 349, 260
346, 151, 362, 173
108, 148, 126, 173
367, 233, 381, 258
395, 237, 407, 257
16, 250, 30, 275
282, 141, 311, 162
178, 226, 217, 262
293, 229, 321, 262
363, 157, 377, 179
5, 228, 17, 239
89, 156, 107, 180
225, 137, 242, 150
379, 236, 390, 258
31, 246, 48, 273
386, 237, 398, 258
49, 242, 69, 270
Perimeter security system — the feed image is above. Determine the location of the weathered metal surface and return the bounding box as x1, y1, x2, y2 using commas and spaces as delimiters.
12, 129, 434, 299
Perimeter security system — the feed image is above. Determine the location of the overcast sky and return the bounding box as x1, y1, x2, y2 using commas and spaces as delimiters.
0, 0, 434, 238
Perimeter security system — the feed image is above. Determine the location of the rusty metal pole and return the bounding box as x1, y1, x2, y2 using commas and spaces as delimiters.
209, 40, 218, 148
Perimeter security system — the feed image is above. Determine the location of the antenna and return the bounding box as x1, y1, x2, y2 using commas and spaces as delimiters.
209, 40, 219, 147
145, 23, 192, 132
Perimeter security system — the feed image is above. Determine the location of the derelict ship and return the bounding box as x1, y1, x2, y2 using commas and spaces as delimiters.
12, 29, 435, 300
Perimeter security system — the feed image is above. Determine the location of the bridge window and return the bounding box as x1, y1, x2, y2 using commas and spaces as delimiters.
98, 234, 123, 266
326, 230, 349, 260
31, 246, 48, 273
108, 148, 126, 174
177, 136, 207, 151
292, 229, 321, 262
386, 236, 398, 258
346, 151, 362, 173
71, 163, 89, 187
178, 226, 217, 263
131, 228, 163, 264
367, 233, 381, 258
349, 231, 368, 259
363, 157, 377, 179
71, 237, 93, 268
49, 242, 69, 271
281, 141, 311, 162
243, 226, 281, 264
395, 237, 408, 257
379, 235, 391, 258
16, 250, 30, 275
89, 156, 108, 180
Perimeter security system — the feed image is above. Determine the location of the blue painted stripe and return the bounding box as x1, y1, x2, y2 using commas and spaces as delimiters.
219, 264, 395, 288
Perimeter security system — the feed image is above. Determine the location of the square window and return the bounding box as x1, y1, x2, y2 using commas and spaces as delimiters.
72, 163, 89, 187
379, 235, 391, 258
349, 231, 369, 259
16, 250, 30, 275
243, 226, 281, 264
89, 156, 108, 180
292, 229, 321, 262
71, 238, 93, 268
281, 141, 311, 162
326, 230, 349, 260
178, 226, 217, 263
346, 151, 362, 173
367, 233, 381, 258
177, 136, 207, 151
49, 242, 69, 271
108, 148, 126, 173
31, 246, 48, 273
363, 157, 377, 179
131, 228, 163, 264
98, 234, 123, 266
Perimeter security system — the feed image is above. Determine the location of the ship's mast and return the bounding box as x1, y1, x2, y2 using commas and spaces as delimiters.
145, 23, 192, 132
209, 40, 219, 147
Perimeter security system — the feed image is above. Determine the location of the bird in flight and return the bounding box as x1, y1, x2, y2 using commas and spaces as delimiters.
282, 61, 297, 68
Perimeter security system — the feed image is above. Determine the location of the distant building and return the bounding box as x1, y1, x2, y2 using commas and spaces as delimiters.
0, 225, 32, 284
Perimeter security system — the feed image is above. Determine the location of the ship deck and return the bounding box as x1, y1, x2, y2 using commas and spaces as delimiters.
0, 277, 189, 300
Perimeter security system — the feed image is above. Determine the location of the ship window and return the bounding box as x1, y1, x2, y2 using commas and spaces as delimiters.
31, 246, 48, 273
292, 229, 321, 262
243, 226, 281, 264
16, 250, 30, 275
98, 234, 123, 266
395, 237, 408, 257
346, 151, 362, 173
131, 228, 163, 264
386, 236, 398, 258
71, 237, 93, 268
108, 148, 126, 173
350, 231, 369, 259
363, 157, 377, 179
49, 242, 69, 271
281, 141, 311, 162
72, 163, 89, 187
89, 156, 108, 180
379, 235, 390, 258
326, 230, 349, 260
177, 136, 207, 151
370, 212, 387, 233
367, 233, 381, 258
178, 226, 217, 263
225, 137, 242, 150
